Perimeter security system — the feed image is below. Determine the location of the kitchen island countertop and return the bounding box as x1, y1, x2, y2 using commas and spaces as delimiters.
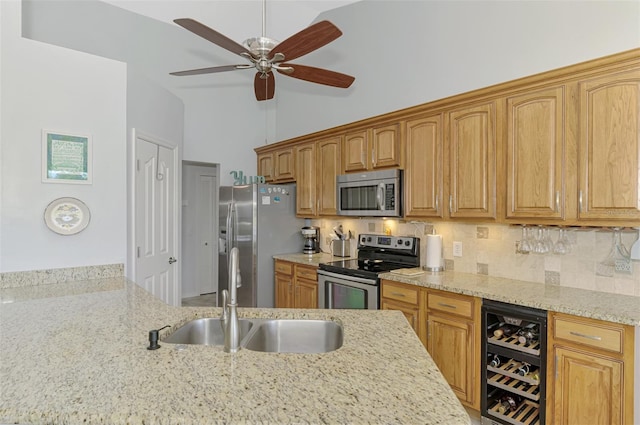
0, 277, 469, 425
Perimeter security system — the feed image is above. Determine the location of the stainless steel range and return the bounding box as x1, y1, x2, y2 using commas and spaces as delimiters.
317, 234, 420, 309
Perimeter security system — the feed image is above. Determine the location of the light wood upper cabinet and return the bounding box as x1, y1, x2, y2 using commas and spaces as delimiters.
343, 130, 369, 172
405, 114, 444, 218
342, 123, 403, 173
316, 136, 342, 216
371, 122, 403, 169
257, 148, 295, 183
257, 152, 274, 182
295, 143, 316, 217
274, 148, 295, 181
577, 68, 640, 221
505, 86, 566, 220
447, 101, 498, 219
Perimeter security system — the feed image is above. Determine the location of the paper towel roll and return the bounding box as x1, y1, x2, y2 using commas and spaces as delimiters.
425, 234, 444, 271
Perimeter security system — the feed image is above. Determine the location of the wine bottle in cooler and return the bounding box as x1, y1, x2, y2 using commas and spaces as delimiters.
497, 394, 523, 414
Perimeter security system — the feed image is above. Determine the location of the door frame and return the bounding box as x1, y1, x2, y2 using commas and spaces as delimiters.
127, 128, 181, 303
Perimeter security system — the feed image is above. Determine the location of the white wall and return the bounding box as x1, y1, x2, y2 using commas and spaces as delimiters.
182, 90, 275, 186
274, 1, 640, 140
0, 0, 127, 272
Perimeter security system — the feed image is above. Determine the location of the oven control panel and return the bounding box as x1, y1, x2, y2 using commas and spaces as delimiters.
358, 234, 417, 250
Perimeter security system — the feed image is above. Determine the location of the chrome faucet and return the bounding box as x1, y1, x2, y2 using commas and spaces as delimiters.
223, 247, 241, 353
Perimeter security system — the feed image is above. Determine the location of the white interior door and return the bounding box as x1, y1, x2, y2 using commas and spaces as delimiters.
196, 171, 217, 295
182, 163, 218, 298
134, 132, 180, 306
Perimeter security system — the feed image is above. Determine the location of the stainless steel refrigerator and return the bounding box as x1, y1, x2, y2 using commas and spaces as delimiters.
218, 183, 303, 308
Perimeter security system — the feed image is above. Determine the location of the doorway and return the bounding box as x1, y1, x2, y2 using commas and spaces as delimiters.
182, 161, 219, 301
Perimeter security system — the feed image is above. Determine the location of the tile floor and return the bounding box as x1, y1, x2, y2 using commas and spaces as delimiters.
181, 293, 217, 307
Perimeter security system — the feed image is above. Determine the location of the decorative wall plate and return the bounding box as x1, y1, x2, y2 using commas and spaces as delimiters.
44, 197, 91, 235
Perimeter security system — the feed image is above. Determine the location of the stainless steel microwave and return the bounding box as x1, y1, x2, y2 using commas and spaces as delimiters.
336, 169, 402, 217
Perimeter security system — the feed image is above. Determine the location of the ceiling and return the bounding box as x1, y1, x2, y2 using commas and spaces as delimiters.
104, 0, 359, 54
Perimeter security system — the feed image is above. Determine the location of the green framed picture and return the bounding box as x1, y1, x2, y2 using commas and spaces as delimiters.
42, 130, 92, 184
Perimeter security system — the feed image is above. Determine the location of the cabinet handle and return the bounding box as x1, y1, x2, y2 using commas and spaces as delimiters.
411, 316, 415, 328
390, 292, 406, 298
555, 354, 558, 379
435, 196, 439, 213
437, 302, 457, 310
449, 195, 453, 214
569, 331, 602, 341
579, 190, 583, 213
371, 150, 375, 166
555, 191, 560, 213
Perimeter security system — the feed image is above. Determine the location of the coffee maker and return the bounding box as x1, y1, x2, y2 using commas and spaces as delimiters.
301, 226, 320, 254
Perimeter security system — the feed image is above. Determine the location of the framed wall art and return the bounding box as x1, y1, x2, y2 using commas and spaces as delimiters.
42, 130, 92, 184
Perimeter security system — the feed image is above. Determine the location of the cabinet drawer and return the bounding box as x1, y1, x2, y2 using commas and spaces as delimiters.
295, 265, 317, 281
427, 291, 473, 319
381, 281, 420, 305
552, 314, 625, 354
275, 260, 293, 275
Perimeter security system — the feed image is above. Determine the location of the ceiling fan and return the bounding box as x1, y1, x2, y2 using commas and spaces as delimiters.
169, 1, 355, 101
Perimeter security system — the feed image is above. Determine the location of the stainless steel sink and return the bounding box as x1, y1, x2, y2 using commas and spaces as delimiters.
243, 319, 343, 353
163, 317, 343, 353
163, 318, 253, 346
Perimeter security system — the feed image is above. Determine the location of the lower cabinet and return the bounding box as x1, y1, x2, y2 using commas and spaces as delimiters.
547, 312, 634, 425
426, 288, 481, 411
380, 280, 423, 339
380, 280, 481, 411
274, 259, 318, 309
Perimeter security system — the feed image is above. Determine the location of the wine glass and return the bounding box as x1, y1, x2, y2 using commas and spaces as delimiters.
519, 226, 531, 253
553, 228, 569, 255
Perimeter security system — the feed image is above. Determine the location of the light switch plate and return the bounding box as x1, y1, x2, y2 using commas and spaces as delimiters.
453, 241, 463, 257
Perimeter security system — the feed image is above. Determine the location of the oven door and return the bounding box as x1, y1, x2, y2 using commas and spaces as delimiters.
317, 270, 379, 309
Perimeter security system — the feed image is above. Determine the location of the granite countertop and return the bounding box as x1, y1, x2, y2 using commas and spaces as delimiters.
381, 270, 640, 326
273, 252, 348, 266
0, 278, 469, 425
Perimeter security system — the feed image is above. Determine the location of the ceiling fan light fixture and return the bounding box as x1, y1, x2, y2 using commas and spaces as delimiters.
243, 37, 279, 57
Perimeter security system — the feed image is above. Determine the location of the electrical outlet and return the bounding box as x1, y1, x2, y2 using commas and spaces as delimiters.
453, 241, 463, 257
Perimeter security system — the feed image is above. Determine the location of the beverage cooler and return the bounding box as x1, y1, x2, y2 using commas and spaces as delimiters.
481, 300, 547, 425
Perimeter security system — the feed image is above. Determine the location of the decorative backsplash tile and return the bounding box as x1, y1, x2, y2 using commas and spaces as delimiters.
0, 264, 124, 289
312, 218, 640, 297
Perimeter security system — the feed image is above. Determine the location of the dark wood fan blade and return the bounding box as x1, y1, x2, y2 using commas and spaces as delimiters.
174, 18, 252, 57
170, 65, 247, 76
277, 64, 355, 88
268, 21, 342, 62
254, 72, 275, 101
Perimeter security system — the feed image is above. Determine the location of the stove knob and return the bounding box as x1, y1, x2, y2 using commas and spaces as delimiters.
397, 239, 403, 246
367, 236, 372, 242
405, 240, 411, 246
361, 237, 366, 244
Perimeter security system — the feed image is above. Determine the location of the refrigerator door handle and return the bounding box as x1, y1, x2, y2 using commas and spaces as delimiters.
225, 201, 233, 257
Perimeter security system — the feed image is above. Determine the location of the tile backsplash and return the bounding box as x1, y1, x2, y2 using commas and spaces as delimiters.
312, 218, 640, 297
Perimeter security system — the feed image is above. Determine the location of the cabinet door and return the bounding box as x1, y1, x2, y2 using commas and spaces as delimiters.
316, 136, 342, 216
447, 101, 497, 219
371, 123, 403, 169
275, 273, 293, 308
427, 313, 475, 406
257, 153, 274, 182
551, 346, 624, 425
274, 148, 295, 182
343, 130, 369, 172
295, 143, 316, 217
578, 69, 640, 220
506, 86, 565, 219
405, 114, 444, 218
294, 279, 318, 309
381, 298, 420, 334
